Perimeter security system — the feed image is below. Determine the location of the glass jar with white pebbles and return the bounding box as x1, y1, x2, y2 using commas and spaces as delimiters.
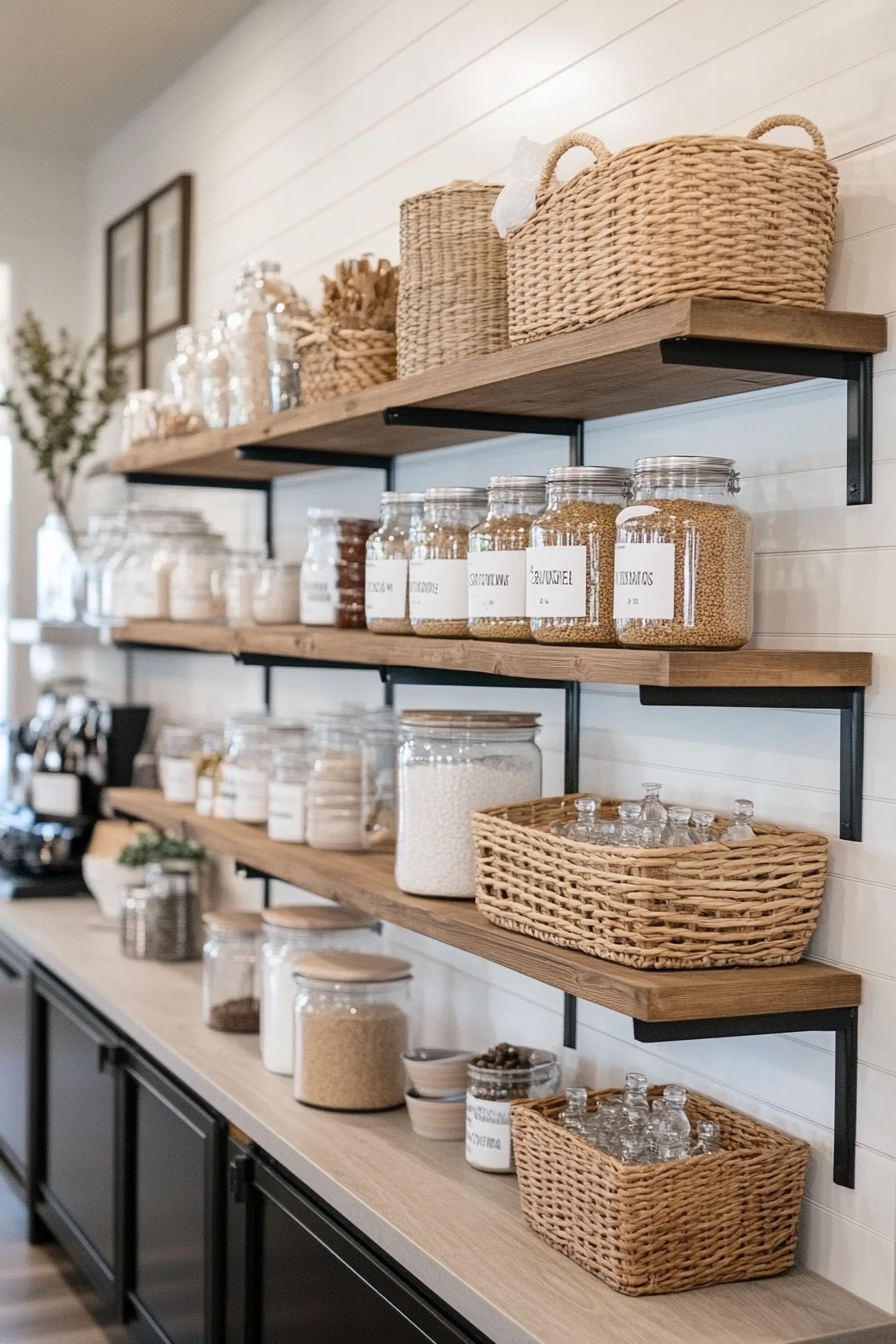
395, 711, 541, 898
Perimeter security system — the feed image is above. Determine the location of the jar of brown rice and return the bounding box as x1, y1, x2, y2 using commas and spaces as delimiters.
468, 476, 545, 641
409, 487, 488, 637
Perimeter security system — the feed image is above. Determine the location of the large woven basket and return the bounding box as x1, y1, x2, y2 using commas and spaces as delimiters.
472, 794, 828, 969
512, 1086, 809, 1295
506, 114, 839, 344
397, 180, 508, 377
297, 322, 396, 405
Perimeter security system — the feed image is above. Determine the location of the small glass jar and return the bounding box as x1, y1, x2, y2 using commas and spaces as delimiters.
528, 465, 630, 645
293, 952, 412, 1110
202, 910, 262, 1032
232, 723, 272, 824
195, 730, 224, 817
252, 560, 301, 623
169, 538, 228, 622
267, 307, 300, 412
267, 745, 310, 843
300, 510, 376, 628
213, 714, 270, 819
468, 476, 545, 641
158, 724, 199, 804
305, 712, 364, 852
225, 552, 261, 623
361, 706, 397, 852
157, 326, 207, 437
396, 711, 541, 898
143, 862, 202, 961
202, 310, 231, 430
121, 390, 158, 451
465, 1046, 560, 1172
82, 516, 127, 625
409, 487, 488, 637
112, 531, 169, 621
228, 261, 297, 425
614, 456, 753, 650
364, 492, 426, 634
260, 906, 379, 1074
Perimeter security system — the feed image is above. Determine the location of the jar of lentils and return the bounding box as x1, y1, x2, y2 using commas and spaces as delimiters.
614, 456, 753, 649
527, 465, 630, 645
364, 492, 425, 634
409, 487, 488, 638
468, 476, 545, 641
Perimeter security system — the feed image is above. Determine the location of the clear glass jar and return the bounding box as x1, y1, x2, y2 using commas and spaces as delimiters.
305, 712, 364, 851
260, 906, 379, 1074
614, 456, 753, 650
408, 487, 488, 638
115, 531, 170, 620
142, 862, 202, 961
202, 310, 231, 430
364, 492, 426, 634
232, 723, 272, 824
267, 308, 300, 412
225, 552, 261, 623
396, 711, 541, 898
228, 261, 297, 425
465, 1046, 560, 1172
202, 910, 262, 1032
293, 952, 412, 1110
157, 326, 207, 437
468, 476, 545, 641
252, 559, 301, 624
267, 744, 310, 843
361, 706, 397, 852
158, 724, 199, 804
82, 520, 126, 624
195, 730, 224, 817
169, 537, 228, 622
121, 390, 158, 450
299, 509, 376, 628
529, 465, 630, 645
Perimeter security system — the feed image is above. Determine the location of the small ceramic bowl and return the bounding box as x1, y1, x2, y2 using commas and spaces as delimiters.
402, 1048, 473, 1098
405, 1089, 466, 1141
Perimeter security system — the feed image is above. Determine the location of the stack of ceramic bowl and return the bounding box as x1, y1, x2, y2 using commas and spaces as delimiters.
403, 1048, 472, 1140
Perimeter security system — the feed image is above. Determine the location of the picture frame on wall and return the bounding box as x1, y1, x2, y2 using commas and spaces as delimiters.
108, 210, 143, 350
147, 177, 190, 335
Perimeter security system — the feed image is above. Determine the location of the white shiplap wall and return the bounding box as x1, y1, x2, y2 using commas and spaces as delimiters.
83, 0, 896, 1310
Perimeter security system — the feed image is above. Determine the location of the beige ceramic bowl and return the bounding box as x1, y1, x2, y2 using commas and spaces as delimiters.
402, 1048, 473, 1098
405, 1089, 466, 1141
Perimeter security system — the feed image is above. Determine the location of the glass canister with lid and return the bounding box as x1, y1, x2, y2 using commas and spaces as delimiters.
361, 706, 397, 852
158, 724, 200, 804
121, 390, 158, 451
614, 456, 753, 649
468, 476, 546, 641
408, 487, 488, 638
364, 492, 426, 634
201, 310, 231, 430
157, 326, 207, 437
168, 536, 228, 622
202, 910, 262, 1033
299, 509, 376, 627
260, 905, 380, 1074
293, 952, 412, 1110
213, 714, 271, 820
228, 261, 297, 425
527, 465, 630, 645
253, 559, 301, 623
267, 743, 310, 843
396, 711, 542, 898
231, 722, 272, 823
305, 711, 364, 851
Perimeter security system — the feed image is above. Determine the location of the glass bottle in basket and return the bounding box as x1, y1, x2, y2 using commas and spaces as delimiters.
657, 1084, 692, 1160
553, 796, 603, 842
723, 799, 755, 841
691, 1120, 721, 1155
590, 1097, 625, 1157
662, 806, 695, 847
692, 809, 715, 844
639, 782, 667, 826
558, 1087, 590, 1135
617, 802, 644, 846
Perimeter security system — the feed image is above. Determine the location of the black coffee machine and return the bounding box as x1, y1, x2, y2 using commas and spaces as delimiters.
0, 682, 150, 898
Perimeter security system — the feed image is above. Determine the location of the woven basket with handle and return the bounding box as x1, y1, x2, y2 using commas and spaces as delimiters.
472, 794, 828, 969
397, 180, 509, 377
506, 115, 839, 344
296, 322, 396, 406
512, 1086, 809, 1295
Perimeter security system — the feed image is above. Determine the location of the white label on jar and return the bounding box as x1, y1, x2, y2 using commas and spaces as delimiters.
160, 756, 197, 804
213, 761, 237, 819
525, 545, 586, 618
125, 570, 163, 619
468, 550, 526, 619
300, 566, 337, 625
234, 767, 269, 823
408, 559, 468, 622
613, 541, 676, 619
267, 781, 306, 842
30, 771, 80, 818
195, 775, 215, 817
465, 1094, 514, 1171
365, 558, 408, 622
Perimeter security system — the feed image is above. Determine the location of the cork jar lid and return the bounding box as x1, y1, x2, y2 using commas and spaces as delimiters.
294, 952, 411, 983
201, 910, 263, 933
262, 904, 376, 932
400, 710, 540, 728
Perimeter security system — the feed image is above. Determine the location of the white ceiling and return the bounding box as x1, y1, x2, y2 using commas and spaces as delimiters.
0, 0, 263, 151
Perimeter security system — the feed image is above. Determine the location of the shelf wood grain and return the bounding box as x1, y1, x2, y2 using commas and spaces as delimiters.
112, 621, 873, 689
107, 789, 862, 1024
108, 298, 888, 482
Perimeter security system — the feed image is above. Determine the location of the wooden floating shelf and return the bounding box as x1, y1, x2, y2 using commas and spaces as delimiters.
108, 299, 888, 482
107, 789, 861, 1024
112, 620, 873, 689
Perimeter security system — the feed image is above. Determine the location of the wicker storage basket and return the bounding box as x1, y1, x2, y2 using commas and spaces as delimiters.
512, 1086, 809, 1296
296, 322, 396, 405
397, 180, 508, 377
506, 114, 839, 344
472, 794, 828, 970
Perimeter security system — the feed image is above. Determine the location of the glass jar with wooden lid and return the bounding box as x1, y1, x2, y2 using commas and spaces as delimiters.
408, 487, 488, 637
468, 476, 545, 641
202, 910, 262, 1032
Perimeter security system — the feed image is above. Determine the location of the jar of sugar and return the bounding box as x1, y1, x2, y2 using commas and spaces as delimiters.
395, 710, 542, 898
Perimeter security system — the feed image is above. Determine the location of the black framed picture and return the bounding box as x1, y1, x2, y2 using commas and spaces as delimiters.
105, 173, 192, 387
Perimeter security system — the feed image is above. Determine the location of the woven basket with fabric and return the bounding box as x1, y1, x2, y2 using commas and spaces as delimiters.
512, 1086, 809, 1295
506, 114, 839, 344
296, 322, 397, 405
397, 180, 508, 377
472, 794, 827, 969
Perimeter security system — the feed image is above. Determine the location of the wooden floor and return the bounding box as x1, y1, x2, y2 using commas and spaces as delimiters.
0, 1165, 123, 1344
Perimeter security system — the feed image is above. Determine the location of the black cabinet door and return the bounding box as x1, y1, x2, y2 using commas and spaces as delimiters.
232, 1149, 476, 1344
124, 1054, 223, 1344
34, 971, 122, 1309
0, 934, 30, 1181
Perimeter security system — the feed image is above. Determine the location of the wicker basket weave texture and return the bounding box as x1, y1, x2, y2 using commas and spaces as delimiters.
506, 115, 839, 344
472, 794, 828, 970
511, 1087, 809, 1295
397, 180, 508, 377
298, 325, 396, 406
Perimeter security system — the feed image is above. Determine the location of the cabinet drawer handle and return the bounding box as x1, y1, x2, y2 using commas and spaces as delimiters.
97, 1043, 126, 1073
0, 957, 21, 982
229, 1154, 254, 1203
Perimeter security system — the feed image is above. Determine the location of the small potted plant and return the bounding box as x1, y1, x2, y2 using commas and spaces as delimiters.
115, 830, 208, 885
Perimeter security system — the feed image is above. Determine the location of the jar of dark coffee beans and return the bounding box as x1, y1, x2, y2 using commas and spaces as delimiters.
465, 1042, 559, 1172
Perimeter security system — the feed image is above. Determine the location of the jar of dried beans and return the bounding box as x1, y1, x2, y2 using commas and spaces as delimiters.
202, 910, 262, 1033
365, 492, 425, 633
468, 476, 545, 641
527, 466, 630, 645
408, 487, 488, 637
614, 456, 753, 649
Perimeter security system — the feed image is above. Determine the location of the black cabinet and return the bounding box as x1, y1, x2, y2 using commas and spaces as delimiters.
0, 933, 30, 1183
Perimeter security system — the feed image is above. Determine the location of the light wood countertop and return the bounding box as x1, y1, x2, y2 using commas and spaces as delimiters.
0, 899, 893, 1344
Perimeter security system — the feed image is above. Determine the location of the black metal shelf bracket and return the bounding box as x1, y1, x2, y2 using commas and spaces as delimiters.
659, 339, 873, 505
236, 445, 396, 490
633, 1006, 858, 1188
639, 685, 865, 843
